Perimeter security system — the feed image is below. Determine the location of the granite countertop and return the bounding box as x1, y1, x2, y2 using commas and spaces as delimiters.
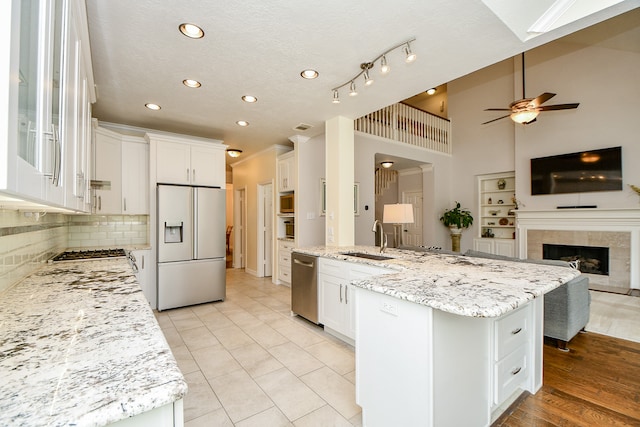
0, 258, 187, 426
294, 246, 581, 318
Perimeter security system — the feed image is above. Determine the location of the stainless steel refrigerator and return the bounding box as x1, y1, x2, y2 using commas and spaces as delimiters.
157, 184, 226, 310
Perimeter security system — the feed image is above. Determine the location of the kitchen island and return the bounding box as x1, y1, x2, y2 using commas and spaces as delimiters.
0, 258, 187, 426
294, 246, 580, 427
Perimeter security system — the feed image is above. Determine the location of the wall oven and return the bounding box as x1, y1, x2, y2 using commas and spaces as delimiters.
280, 193, 294, 213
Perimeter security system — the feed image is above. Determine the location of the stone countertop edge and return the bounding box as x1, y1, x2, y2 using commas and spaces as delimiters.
293, 246, 581, 318
0, 258, 187, 427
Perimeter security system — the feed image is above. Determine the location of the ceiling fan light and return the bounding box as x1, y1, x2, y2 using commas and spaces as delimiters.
510, 110, 539, 124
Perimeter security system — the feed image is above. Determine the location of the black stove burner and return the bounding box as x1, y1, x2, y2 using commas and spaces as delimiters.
52, 249, 127, 262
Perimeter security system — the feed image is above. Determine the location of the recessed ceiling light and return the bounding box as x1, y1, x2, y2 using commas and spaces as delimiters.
426, 88, 436, 95
183, 79, 201, 88
242, 95, 257, 103
381, 161, 394, 168
145, 103, 161, 111
179, 23, 204, 39
236, 120, 249, 127
300, 69, 319, 79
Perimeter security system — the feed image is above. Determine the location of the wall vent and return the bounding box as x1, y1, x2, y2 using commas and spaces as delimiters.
293, 123, 312, 131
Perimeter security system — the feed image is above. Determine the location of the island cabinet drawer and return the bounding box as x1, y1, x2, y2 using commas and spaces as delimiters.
494, 345, 529, 405
495, 305, 530, 361
319, 258, 345, 277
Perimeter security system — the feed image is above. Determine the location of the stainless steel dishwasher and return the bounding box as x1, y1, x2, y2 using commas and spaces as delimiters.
291, 252, 319, 324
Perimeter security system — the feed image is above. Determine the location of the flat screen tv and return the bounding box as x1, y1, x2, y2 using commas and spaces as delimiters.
530, 146, 622, 195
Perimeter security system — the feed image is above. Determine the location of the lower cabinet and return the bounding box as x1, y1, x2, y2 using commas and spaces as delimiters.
130, 249, 154, 308
356, 289, 540, 426
319, 258, 392, 344
278, 240, 295, 284
473, 238, 516, 257
110, 399, 183, 427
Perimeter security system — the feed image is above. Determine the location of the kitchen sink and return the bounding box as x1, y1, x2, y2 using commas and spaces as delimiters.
342, 252, 394, 261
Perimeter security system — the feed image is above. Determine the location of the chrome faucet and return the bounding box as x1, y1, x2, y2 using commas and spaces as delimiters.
372, 219, 388, 253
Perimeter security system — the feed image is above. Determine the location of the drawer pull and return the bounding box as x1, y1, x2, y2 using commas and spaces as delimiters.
340, 284, 343, 303
511, 367, 522, 376
511, 327, 522, 335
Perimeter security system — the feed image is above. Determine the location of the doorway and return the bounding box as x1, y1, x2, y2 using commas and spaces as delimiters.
403, 190, 423, 246
257, 182, 273, 277
234, 187, 246, 269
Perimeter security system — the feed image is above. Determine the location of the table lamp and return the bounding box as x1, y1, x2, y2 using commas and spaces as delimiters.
383, 203, 414, 247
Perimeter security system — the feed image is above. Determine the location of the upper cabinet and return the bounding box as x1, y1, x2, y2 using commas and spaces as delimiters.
278, 151, 296, 192
92, 125, 148, 215
152, 135, 226, 188
1, 0, 95, 212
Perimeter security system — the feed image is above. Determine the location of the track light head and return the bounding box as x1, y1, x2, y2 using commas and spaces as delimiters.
404, 42, 417, 63
349, 81, 358, 97
380, 55, 390, 75
332, 90, 340, 104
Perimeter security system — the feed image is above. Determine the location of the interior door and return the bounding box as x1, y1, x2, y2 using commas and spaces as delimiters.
403, 191, 423, 246
261, 182, 273, 277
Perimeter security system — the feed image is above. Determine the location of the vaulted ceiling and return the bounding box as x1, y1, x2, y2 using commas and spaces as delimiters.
86, 0, 638, 161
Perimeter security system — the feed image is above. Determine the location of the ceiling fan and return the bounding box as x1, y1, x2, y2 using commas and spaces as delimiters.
482, 53, 579, 125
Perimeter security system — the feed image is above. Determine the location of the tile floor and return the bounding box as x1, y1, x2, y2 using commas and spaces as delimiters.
155, 269, 640, 426
155, 268, 362, 426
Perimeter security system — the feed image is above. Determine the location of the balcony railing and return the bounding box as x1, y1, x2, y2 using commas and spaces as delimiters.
355, 102, 452, 155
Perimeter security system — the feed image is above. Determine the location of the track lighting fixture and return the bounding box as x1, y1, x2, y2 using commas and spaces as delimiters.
380, 55, 390, 75
332, 90, 340, 104
349, 81, 358, 97
404, 42, 417, 63
330, 38, 416, 103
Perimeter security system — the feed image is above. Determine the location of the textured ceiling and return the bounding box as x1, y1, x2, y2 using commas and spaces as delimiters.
85, 0, 639, 163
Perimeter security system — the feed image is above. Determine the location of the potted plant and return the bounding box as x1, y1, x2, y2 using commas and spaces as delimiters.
440, 201, 473, 252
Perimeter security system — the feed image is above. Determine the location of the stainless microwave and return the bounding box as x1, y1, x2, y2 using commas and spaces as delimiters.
280, 193, 294, 213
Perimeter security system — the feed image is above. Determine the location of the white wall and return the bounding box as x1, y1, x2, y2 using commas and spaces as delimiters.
448, 23, 640, 252
296, 134, 326, 248
354, 134, 453, 248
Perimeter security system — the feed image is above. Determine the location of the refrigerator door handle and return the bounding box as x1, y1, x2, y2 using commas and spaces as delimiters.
193, 188, 198, 259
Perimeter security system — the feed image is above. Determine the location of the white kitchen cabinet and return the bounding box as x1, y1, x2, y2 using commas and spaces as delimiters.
473, 238, 516, 257
154, 137, 225, 187
92, 126, 122, 214
319, 258, 392, 344
131, 249, 154, 307
1, 0, 94, 211
277, 151, 295, 192
277, 240, 295, 284
122, 137, 149, 214
356, 289, 539, 426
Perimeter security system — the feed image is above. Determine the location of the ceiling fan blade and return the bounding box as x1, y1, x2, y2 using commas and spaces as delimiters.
482, 115, 510, 125
523, 118, 537, 125
484, 108, 512, 111
538, 103, 580, 111
531, 92, 556, 107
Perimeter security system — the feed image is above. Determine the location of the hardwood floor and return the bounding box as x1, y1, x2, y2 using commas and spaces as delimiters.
496, 332, 640, 426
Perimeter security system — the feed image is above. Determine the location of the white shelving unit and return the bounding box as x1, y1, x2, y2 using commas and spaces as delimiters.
475, 172, 516, 257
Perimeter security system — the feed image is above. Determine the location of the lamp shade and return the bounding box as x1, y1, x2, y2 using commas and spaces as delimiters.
383, 203, 414, 224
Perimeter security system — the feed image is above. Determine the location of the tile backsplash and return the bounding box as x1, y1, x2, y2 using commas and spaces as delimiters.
0, 209, 68, 293
0, 210, 149, 293
67, 215, 149, 248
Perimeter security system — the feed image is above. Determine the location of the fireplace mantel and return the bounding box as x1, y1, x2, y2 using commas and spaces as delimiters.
515, 208, 640, 291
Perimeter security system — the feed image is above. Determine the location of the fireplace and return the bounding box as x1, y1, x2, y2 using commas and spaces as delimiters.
543, 244, 609, 276
515, 208, 640, 296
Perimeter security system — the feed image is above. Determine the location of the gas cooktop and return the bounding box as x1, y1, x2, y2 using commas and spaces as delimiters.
51, 249, 127, 262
